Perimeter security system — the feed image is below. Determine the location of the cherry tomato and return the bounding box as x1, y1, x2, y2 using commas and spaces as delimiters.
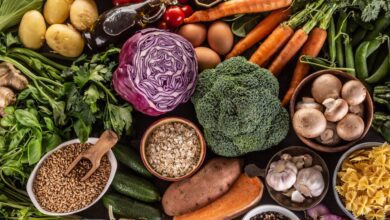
163, 6, 185, 28
181, 5, 193, 18
112, 0, 142, 6
177, 0, 188, 4
158, 20, 169, 29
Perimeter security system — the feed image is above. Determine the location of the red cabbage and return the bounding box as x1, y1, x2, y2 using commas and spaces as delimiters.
113, 28, 198, 116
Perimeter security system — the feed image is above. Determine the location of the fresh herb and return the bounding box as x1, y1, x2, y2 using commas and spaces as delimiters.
332, 0, 390, 22
231, 14, 264, 37
0, 0, 43, 31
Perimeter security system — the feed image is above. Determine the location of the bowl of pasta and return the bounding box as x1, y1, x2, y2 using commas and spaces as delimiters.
333, 142, 389, 220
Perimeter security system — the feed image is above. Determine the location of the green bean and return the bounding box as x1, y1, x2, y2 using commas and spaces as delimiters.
355, 41, 370, 79
345, 36, 355, 76
351, 28, 367, 47
336, 13, 347, 67
367, 38, 382, 55
366, 55, 390, 84
328, 17, 336, 63
364, 14, 390, 41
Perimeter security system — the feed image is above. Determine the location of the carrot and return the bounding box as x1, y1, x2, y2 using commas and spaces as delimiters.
226, 8, 291, 59
281, 5, 336, 107
268, 4, 329, 76
184, 0, 292, 23
249, 0, 324, 66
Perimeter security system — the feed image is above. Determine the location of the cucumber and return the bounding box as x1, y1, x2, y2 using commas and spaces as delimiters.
113, 144, 153, 178
112, 172, 161, 202
103, 193, 161, 220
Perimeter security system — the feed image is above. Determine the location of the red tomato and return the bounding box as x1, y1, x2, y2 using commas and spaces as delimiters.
177, 0, 188, 4
157, 20, 169, 29
112, 0, 143, 6
181, 5, 193, 17
163, 6, 185, 28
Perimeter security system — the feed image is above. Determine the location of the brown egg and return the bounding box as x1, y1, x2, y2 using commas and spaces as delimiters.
195, 47, 221, 71
207, 21, 233, 55
178, 24, 207, 47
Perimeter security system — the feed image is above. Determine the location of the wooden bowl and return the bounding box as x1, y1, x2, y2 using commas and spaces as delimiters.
140, 117, 206, 181
290, 70, 374, 153
265, 146, 330, 211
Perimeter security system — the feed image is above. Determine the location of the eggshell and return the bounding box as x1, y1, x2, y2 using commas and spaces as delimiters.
207, 21, 233, 55
178, 24, 207, 47
195, 47, 221, 71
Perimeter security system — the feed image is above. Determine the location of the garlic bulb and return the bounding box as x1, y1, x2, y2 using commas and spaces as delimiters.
294, 166, 325, 197
266, 160, 298, 191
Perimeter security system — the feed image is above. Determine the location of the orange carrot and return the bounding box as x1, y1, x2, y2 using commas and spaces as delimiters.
184, 0, 292, 23
249, 25, 294, 66
281, 28, 327, 106
281, 4, 336, 106
226, 8, 291, 59
268, 29, 309, 75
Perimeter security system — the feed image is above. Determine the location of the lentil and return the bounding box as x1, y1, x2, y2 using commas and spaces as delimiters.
250, 211, 291, 220
33, 143, 111, 213
145, 122, 200, 178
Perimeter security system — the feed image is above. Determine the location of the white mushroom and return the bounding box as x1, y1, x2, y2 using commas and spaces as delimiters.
337, 113, 365, 141
293, 108, 327, 138
311, 74, 342, 103
294, 166, 325, 198
349, 103, 364, 117
266, 160, 298, 192
341, 80, 367, 105
296, 97, 323, 112
315, 122, 341, 146
322, 98, 349, 122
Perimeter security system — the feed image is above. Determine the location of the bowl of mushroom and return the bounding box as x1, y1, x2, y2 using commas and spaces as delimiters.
264, 146, 329, 211
290, 70, 373, 152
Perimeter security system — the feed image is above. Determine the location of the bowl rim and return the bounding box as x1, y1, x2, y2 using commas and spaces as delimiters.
332, 141, 383, 219
289, 69, 374, 153
140, 117, 206, 181
26, 138, 118, 216
264, 146, 330, 211
242, 204, 300, 220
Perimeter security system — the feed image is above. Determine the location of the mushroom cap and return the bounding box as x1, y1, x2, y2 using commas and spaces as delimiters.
293, 108, 327, 138
296, 97, 323, 112
349, 104, 364, 117
341, 80, 367, 105
311, 74, 342, 103
323, 98, 349, 122
315, 122, 341, 146
336, 113, 365, 141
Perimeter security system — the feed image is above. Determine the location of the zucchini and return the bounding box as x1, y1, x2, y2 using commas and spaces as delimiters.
112, 172, 161, 202
113, 144, 153, 178
103, 193, 161, 220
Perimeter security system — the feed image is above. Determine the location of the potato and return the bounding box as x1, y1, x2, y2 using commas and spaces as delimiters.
44, 0, 74, 24
19, 10, 46, 50
162, 158, 242, 216
70, 0, 98, 31
45, 24, 85, 57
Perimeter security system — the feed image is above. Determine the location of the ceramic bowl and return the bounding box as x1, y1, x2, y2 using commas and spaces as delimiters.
26, 138, 117, 216
290, 69, 373, 153
333, 142, 383, 219
265, 146, 329, 211
242, 204, 300, 220
140, 117, 206, 181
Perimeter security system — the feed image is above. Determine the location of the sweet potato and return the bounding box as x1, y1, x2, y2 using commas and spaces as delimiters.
162, 158, 242, 216
174, 174, 264, 220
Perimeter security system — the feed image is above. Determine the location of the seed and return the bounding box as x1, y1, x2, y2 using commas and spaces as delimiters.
33, 143, 111, 213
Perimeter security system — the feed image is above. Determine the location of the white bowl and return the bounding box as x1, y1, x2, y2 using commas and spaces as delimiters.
26, 138, 118, 216
333, 142, 382, 220
243, 204, 300, 220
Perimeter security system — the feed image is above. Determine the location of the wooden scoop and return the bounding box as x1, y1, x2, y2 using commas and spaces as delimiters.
65, 130, 118, 181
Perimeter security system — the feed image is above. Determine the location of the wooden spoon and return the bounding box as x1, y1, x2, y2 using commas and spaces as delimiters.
65, 130, 118, 181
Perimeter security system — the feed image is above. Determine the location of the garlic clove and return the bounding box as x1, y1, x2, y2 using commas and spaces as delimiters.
291, 190, 305, 203
281, 153, 292, 161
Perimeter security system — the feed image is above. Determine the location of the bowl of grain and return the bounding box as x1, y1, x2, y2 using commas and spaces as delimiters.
26, 138, 117, 216
140, 117, 206, 181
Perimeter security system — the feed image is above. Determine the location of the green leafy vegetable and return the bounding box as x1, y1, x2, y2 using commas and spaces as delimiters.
332, 0, 390, 22
231, 14, 263, 37
0, 0, 43, 31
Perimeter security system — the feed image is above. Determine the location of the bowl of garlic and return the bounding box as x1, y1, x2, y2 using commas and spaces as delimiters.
264, 146, 329, 211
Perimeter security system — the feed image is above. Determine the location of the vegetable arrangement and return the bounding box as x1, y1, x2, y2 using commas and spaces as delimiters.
0, 0, 389, 219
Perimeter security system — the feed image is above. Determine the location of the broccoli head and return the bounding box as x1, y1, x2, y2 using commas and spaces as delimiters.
192, 57, 289, 157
